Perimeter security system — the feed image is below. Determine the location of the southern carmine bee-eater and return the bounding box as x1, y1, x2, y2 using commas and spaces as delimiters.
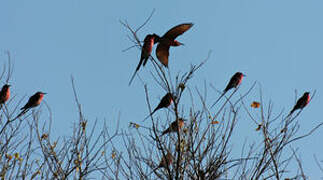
16, 91, 47, 118
211, 72, 245, 108
129, 34, 159, 85
154, 23, 194, 67
147, 151, 173, 176
289, 92, 310, 116
161, 118, 185, 136
143, 93, 173, 121
0, 84, 10, 105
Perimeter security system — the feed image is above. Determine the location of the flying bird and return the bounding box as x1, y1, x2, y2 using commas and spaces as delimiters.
143, 93, 173, 121
161, 118, 185, 136
211, 72, 245, 108
289, 92, 310, 115
129, 34, 158, 85
0, 84, 10, 105
155, 23, 194, 67
16, 91, 47, 118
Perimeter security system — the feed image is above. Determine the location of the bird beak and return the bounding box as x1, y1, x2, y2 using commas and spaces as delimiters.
243, 74, 246, 77
43, 93, 47, 95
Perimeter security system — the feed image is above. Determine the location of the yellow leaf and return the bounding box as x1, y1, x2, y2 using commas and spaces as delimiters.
14, 152, 19, 159
211, 121, 219, 125
251, 101, 260, 108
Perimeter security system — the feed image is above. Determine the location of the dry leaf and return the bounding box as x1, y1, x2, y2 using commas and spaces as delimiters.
251, 101, 260, 108
256, 124, 262, 131
211, 120, 219, 125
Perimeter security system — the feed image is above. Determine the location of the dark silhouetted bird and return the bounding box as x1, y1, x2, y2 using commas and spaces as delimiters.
0, 84, 10, 105
211, 72, 245, 108
289, 92, 310, 115
16, 91, 46, 118
154, 23, 193, 67
161, 118, 185, 136
143, 93, 173, 121
129, 34, 158, 85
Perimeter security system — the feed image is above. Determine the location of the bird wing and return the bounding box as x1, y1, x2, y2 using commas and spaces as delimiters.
162, 23, 194, 40
156, 43, 170, 67
21, 94, 38, 110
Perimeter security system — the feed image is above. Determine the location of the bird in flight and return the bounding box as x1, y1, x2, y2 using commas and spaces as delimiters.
289, 92, 310, 116
128, 34, 159, 85
143, 93, 173, 121
211, 72, 245, 108
154, 23, 194, 67
16, 91, 47, 118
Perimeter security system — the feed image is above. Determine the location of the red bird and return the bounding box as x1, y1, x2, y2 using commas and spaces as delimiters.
289, 92, 310, 115
129, 34, 158, 85
155, 23, 193, 67
16, 91, 46, 118
211, 72, 245, 108
0, 84, 10, 104
143, 93, 173, 121
161, 118, 185, 136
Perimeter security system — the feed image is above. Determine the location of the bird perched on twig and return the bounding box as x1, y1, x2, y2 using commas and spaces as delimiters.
143, 93, 173, 121
129, 34, 159, 85
154, 23, 194, 67
289, 92, 310, 116
16, 91, 46, 118
0, 84, 10, 105
161, 118, 185, 136
211, 72, 245, 108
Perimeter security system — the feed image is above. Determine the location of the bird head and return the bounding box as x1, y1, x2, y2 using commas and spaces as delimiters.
36, 92, 47, 96
152, 33, 161, 43
2, 84, 10, 90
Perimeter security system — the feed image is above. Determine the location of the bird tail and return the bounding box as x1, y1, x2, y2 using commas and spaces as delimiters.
128, 58, 144, 86
288, 108, 296, 117
15, 109, 28, 120
128, 70, 138, 86
142, 109, 157, 122
210, 91, 226, 109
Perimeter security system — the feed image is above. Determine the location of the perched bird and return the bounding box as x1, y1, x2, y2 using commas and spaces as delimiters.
147, 151, 173, 176
143, 93, 173, 121
289, 92, 310, 115
157, 152, 173, 169
211, 72, 245, 108
129, 34, 158, 85
154, 23, 193, 67
161, 118, 185, 136
16, 91, 46, 118
0, 84, 10, 104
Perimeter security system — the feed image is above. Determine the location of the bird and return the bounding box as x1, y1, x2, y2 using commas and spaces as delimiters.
0, 84, 10, 105
147, 151, 173, 177
289, 92, 310, 115
128, 34, 158, 85
157, 151, 173, 169
16, 91, 46, 118
154, 23, 194, 67
211, 72, 245, 108
143, 93, 173, 121
161, 118, 185, 136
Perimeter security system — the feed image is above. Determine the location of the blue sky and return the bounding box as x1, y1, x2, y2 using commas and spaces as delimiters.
1, 0, 323, 178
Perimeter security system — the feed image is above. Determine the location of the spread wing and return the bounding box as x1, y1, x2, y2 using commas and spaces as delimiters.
156, 43, 170, 67
162, 23, 193, 40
